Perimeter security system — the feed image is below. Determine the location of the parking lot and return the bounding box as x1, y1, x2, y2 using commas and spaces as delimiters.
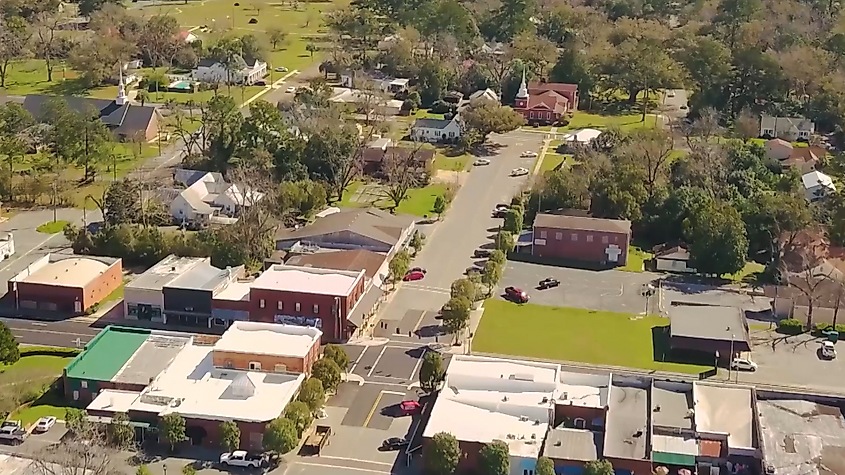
346, 344, 433, 386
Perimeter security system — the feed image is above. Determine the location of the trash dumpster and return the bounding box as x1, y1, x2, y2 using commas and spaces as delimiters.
823, 329, 839, 342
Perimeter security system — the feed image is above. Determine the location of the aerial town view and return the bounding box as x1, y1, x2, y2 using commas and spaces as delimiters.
0, 0, 844, 474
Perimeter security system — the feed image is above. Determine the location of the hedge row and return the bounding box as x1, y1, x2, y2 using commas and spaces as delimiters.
777, 319, 804, 335
21, 346, 82, 358
812, 323, 845, 335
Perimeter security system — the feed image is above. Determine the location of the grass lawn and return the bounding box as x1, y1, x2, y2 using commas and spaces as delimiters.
338, 180, 365, 208
560, 112, 658, 132
103, 282, 126, 303
13, 389, 70, 426
2, 353, 77, 426
413, 109, 445, 120
620, 246, 653, 273
433, 152, 470, 172
727, 261, 766, 284
473, 300, 712, 374
386, 183, 448, 217
668, 149, 688, 162
145, 85, 266, 106
540, 153, 569, 172
36, 220, 69, 234
0, 60, 119, 98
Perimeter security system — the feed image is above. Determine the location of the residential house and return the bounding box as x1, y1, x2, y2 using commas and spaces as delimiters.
760, 116, 815, 141
801, 170, 836, 202
532, 212, 631, 266
170, 171, 265, 225
469, 88, 499, 103
360, 138, 435, 175
176, 30, 198, 43
765, 138, 793, 161
411, 117, 462, 143
192, 57, 267, 85
513, 71, 579, 126
22, 75, 160, 141
653, 245, 696, 273
765, 139, 824, 173
329, 88, 404, 116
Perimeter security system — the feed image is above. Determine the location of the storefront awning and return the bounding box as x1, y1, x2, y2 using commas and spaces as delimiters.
653, 452, 696, 467
87, 415, 152, 429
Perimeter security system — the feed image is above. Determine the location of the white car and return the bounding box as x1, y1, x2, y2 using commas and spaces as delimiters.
520, 151, 538, 158
275, 66, 288, 72
473, 158, 491, 166
730, 358, 758, 372
667, 90, 676, 98
510, 167, 529, 177
220, 451, 265, 468
34, 417, 56, 433
821, 341, 837, 359
285, 86, 296, 93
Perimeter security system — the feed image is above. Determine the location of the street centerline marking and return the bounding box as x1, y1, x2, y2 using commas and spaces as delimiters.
362, 391, 384, 428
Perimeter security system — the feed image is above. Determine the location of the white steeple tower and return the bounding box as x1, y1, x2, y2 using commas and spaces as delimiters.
116, 63, 127, 106
516, 67, 529, 100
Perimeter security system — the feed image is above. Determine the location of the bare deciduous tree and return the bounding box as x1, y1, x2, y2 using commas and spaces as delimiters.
381, 144, 425, 209
30, 428, 118, 475
619, 128, 673, 197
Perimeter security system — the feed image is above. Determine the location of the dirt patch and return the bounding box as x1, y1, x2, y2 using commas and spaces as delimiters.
432, 170, 466, 185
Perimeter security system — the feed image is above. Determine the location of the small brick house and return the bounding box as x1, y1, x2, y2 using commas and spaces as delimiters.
532, 212, 631, 266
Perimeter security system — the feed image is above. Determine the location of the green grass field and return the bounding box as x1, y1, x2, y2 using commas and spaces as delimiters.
2, 353, 77, 426
433, 152, 470, 172
473, 300, 712, 374
391, 183, 448, 216
561, 112, 658, 132
540, 153, 569, 172
36, 220, 69, 234
620, 246, 653, 273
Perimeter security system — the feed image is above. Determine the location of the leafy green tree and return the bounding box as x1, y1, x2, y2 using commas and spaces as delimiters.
419, 350, 445, 392
461, 100, 525, 147
425, 432, 461, 475
481, 260, 504, 295
305, 43, 318, 57
0, 102, 33, 201
496, 230, 515, 253
433, 195, 447, 218
388, 250, 411, 287
503, 208, 523, 233
686, 202, 748, 276
0, 321, 19, 364
312, 358, 342, 391
323, 344, 350, 372
0, 15, 30, 88
64, 408, 87, 434
443, 296, 471, 339
219, 421, 241, 452
298, 377, 325, 413
489, 250, 506, 266
535, 457, 555, 475
266, 26, 287, 50
284, 401, 314, 436
479, 0, 532, 42
263, 417, 298, 454
108, 412, 134, 449
451, 278, 477, 301
584, 460, 614, 475
182, 465, 196, 475
104, 179, 143, 227
410, 230, 425, 253
160, 413, 186, 452
277, 179, 328, 217
480, 440, 510, 475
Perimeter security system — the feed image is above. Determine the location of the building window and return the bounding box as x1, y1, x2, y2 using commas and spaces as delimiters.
225, 360, 234, 369
586, 235, 593, 242
259, 299, 265, 308
73, 391, 79, 401
539, 230, 547, 238
277, 301, 284, 311
575, 417, 586, 429
602, 236, 609, 244
555, 232, 562, 240
81, 381, 88, 389
763, 128, 774, 136
571, 233, 578, 241
799, 130, 810, 137
313, 304, 319, 314
530, 111, 535, 119
274, 364, 287, 373
295, 302, 301, 312
249, 362, 261, 370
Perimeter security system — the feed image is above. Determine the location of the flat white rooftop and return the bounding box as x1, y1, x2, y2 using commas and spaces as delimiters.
214, 281, 251, 301
251, 265, 363, 297
214, 321, 321, 358
693, 383, 754, 450
423, 355, 559, 458
90, 344, 304, 423
23, 257, 109, 287
558, 371, 609, 408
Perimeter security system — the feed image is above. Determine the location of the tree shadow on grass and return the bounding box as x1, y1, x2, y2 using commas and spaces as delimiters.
651, 325, 718, 378
43, 78, 97, 97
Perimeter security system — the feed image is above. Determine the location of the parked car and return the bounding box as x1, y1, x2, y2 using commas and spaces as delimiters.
275, 66, 288, 72
520, 151, 538, 158
0, 421, 26, 444
255, 80, 266, 86
403, 271, 425, 281
473, 249, 491, 258
510, 167, 529, 177
465, 266, 482, 275
398, 400, 422, 416
667, 90, 676, 98
381, 437, 409, 451
730, 358, 758, 371
220, 451, 265, 468
34, 416, 56, 433
474, 158, 491, 166
409, 267, 427, 274
505, 286, 529, 303
492, 205, 509, 218
285, 86, 296, 93
538, 278, 560, 289
821, 341, 837, 359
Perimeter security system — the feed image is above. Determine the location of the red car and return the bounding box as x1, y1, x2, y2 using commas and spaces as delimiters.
505, 286, 529, 303
398, 401, 422, 416
403, 271, 425, 281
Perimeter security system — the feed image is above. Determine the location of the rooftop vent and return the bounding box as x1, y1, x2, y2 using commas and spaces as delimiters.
654, 405, 661, 412
519, 416, 529, 422
562, 392, 568, 400
503, 396, 509, 402
555, 440, 562, 446
531, 433, 536, 439
541, 397, 549, 403
634, 430, 643, 438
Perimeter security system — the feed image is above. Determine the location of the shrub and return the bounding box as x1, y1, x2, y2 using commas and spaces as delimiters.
812, 322, 845, 335
430, 100, 452, 114
777, 318, 804, 335
557, 118, 570, 127
19, 347, 81, 357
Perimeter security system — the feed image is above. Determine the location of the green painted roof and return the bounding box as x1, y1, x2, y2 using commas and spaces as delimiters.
64, 326, 150, 382
652, 451, 696, 467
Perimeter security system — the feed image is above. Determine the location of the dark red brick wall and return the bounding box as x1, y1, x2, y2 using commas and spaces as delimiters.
184, 417, 269, 450
533, 226, 630, 266
17, 282, 84, 313
554, 405, 606, 428
607, 457, 653, 475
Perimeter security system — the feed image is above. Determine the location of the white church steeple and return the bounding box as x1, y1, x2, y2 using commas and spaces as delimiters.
516, 67, 529, 100
116, 63, 127, 106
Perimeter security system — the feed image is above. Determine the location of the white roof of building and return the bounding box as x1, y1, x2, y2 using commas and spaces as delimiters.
251, 265, 364, 297
652, 434, 699, 456
213, 322, 321, 358
693, 383, 754, 450
423, 355, 571, 458
563, 128, 603, 143
91, 343, 304, 423
469, 88, 499, 102
20, 257, 111, 287
802, 170, 835, 190
214, 281, 251, 301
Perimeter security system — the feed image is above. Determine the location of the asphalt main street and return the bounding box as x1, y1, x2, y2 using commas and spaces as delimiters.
0, 317, 102, 348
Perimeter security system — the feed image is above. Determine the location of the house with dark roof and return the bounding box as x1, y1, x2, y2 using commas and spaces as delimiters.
532, 211, 631, 266
22, 78, 161, 141
360, 137, 435, 175
411, 117, 462, 143
668, 303, 750, 362
760, 116, 814, 141
275, 208, 416, 256
513, 71, 578, 126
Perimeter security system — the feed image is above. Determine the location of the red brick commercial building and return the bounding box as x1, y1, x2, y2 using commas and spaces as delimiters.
248, 265, 367, 342
532, 213, 631, 267
9, 254, 122, 315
